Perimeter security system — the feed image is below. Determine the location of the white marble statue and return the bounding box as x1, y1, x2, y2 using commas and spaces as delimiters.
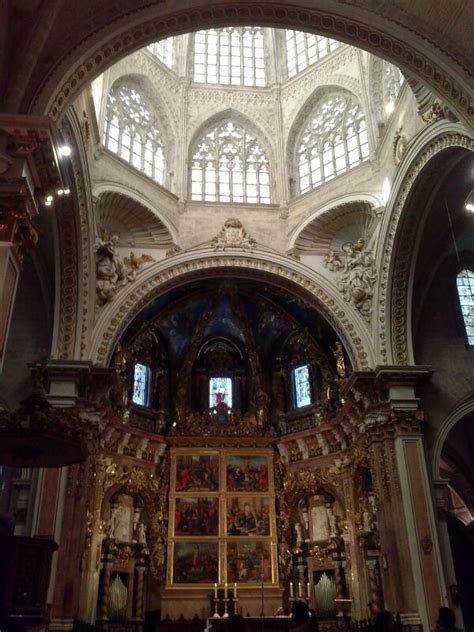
311, 505, 330, 541
327, 506, 338, 536
295, 522, 303, 544
138, 522, 147, 545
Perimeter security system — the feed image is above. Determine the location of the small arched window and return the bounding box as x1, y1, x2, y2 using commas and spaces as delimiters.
297, 94, 369, 194
147, 37, 174, 69
456, 269, 474, 346
383, 63, 404, 115
193, 27, 266, 86
293, 364, 312, 408
103, 84, 165, 184
286, 30, 341, 77
190, 121, 271, 203
132, 363, 151, 407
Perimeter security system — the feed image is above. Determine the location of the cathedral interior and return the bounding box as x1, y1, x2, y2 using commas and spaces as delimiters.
0, 3, 473, 632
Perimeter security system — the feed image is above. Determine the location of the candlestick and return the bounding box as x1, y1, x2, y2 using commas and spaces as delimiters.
224, 582, 228, 599
214, 583, 218, 600
234, 582, 237, 599
298, 581, 302, 598
290, 581, 294, 598
307, 582, 311, 600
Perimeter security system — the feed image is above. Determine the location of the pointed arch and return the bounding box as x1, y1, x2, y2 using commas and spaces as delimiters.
188, 109, 274, 204
287, 86, 369, 197
103, 77, 169, 185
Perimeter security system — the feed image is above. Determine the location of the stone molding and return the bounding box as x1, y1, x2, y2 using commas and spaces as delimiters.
32, 4, 473, 127
375, 123, 474, 364
90, 248, 375, 370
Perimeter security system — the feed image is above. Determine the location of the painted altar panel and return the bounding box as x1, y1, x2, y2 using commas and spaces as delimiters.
226, 496, 271, 536
174, 497, 219, 536
168, 448, 277, 587
172, 541, 219, 584
175, 454, 219, 492
226, 540, 274, 584
225, 455, 269, 492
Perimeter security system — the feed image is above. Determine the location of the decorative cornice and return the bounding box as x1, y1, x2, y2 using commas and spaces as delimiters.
32, 4, 473, 127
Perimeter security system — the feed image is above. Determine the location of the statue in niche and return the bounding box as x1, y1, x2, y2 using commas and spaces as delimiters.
302, 508, 310, 542
108, 506, 118, 537
138, 522, 147, 545
114, 505, 131, 542
310, 499, 331, 542
254, 387, 269, 428
295, 522, 303, 545
327, 506, 339, 537
133, 509, 141, 540
331, 341, 346, 380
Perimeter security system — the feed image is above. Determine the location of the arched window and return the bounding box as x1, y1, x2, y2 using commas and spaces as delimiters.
456, 269, 474, 345
286, 31, 341, 77
190, 121, 271, 203
103, 84, 165, 184
193, 27, 265, 87
297, 94, 369, 194
147, 37, 174, 69
293, 364, 312, 408
383, 63, 404, 115
132, 363, 151, 407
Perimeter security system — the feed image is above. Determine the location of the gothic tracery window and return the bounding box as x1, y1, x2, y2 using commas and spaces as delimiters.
456, 269, 474, 346
103, 84, 165, 184
147, 37, 174, 69
193, 27, 266, 86
191, 121, 271, 203
297, 94, 369, 194
286, 30, 341, 77
383, 63, 404, 115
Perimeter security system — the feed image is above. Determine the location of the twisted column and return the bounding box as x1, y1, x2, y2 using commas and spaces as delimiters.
135, 565, 146, 620
99, 562, 112, 620
366, 560, 382, 614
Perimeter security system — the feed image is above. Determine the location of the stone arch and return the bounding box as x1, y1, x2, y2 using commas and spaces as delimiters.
285, 85, 368, 197
376, 121, 474, 365
100, 73, 178, 189
288, 192, 381, 251
187, 108, 277, 203
188, 107, 276, 164
432, 394, 474, 480
21, 4, 472, 127
92, 182, 179, 244
89, 248, 375, 371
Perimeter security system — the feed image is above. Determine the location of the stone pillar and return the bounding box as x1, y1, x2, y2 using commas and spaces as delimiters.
432, 480, 463, 623
344, 367, 449, 632
366, 560, 383, 614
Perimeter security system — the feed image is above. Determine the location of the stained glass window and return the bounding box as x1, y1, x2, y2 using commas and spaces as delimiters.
147, 37, 174, 69
133, 363, 150, 406
456, 269, 474, 345
209, 377, 233, 408
103, 84, 165, 184
193, 27, 266, 87
191, 121, 271, 203
286, 30, 341, 77
293, 365, 311, 408
297, 94, 369, 194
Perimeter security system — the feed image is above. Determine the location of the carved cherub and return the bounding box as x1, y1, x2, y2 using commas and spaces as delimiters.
323, 249, 344, 272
